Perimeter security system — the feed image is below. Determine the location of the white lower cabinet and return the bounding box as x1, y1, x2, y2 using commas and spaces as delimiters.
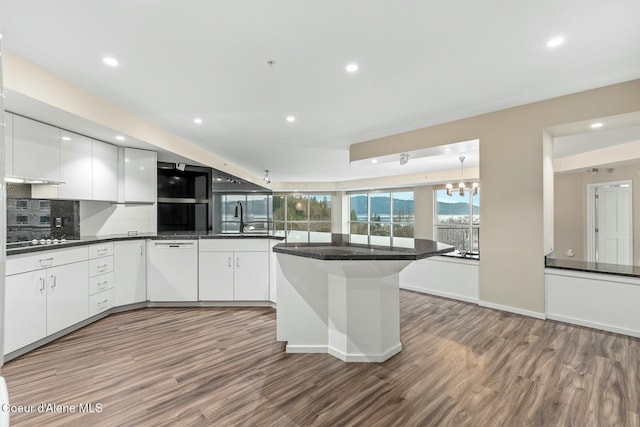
199, 252, 234, 300
4, 270, 48, 354
4, 259, 89, 354
46, 261, 90, 335
114, 240, 147, 306
198, 240, 270, 301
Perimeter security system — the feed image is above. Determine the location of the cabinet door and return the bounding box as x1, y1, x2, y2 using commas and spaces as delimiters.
4, 270, 47, 354
124, 147, 156, 202
92, 141, 119, 201
233, 251, 269, 301
13, 115, 61, 181
199, 252, 234, 301
114, 240, 147, 306
4, 112, 14, 176
46, 261, 89, 335
59, 131, 92, 200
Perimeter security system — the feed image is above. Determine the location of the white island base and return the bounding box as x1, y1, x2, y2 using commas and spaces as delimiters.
276, 253, 411, 362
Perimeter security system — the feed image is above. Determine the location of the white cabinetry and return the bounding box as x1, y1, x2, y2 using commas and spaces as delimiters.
4, 112, 14, 176
147, 240, 198, 301
92, 141, 119, 201
4, 269, 47, 354
4, 247, 89, 355
88, 242, 115, 316
199, 239, 270, 301
47, 261, 90, 334
59, 131, 92, 200
114, 240, 147, 306
12, 115, 61, 181
123, 147, 156, 202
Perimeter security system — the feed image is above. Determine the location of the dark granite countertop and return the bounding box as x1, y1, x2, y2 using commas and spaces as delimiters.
273, 238, 454, 261
7, 232, 283, 256
545, 257, 640, 278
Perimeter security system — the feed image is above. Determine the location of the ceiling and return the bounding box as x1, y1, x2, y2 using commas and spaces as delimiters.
2, 1, 640, 184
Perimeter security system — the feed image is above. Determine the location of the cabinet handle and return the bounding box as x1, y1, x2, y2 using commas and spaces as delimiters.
97, 299, 109, 309
140, 245, 143, 256
228, 256, 232, 267
39, 257, 54, 267
97, 248, 107, 255
97, 264, 108, 272
50, 275, 57, 289
97, 280, 108, 289
39, 277, 46, 292
236, 257, 240, 268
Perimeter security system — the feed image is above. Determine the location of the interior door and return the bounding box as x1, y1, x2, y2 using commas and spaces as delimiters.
595, 184, 632, 265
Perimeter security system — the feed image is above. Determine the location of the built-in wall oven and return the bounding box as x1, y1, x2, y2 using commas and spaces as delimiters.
157, 163, 212, 233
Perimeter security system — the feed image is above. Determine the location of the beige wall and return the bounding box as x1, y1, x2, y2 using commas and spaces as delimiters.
351, 79, 640, 315
554, 163, 640, 264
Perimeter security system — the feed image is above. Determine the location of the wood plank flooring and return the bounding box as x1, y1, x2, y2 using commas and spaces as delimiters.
2, 290, 640, 426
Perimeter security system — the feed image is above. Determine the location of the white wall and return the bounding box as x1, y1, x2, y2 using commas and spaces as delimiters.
80, 201, 156, 236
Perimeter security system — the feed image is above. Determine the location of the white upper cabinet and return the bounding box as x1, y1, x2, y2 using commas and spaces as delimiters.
123, 147, 156, 202
13, 115, 61, 181
4, 112, 14, 176
59, 131, 92, 200
92, 141, 119, 201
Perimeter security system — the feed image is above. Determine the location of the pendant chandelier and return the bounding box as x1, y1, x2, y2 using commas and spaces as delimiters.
446, 156, 478, 196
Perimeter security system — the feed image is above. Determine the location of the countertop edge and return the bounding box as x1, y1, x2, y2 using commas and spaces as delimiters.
7, 234, 284, 256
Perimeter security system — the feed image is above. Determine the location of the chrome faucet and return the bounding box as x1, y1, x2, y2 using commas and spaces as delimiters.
234, 201, 245, 233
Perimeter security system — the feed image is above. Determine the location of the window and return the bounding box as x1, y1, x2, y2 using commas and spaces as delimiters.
16, 214, 28, 225
434, 188, 480, 252
273, 194, 332, 243
40, 215, 51, 225
16, 200, 28, 209
349, 190, 414, 247
219, 194, 270, 233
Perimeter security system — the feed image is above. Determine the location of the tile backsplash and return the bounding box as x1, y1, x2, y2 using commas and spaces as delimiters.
7, 198, 80, 242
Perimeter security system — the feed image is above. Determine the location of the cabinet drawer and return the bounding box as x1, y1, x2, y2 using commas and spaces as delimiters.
89, 288, 114, 316
199, 239, 269, 252
6, 246, 88, 276
88, 242, 114, 259
89, 272, 114, 295
88, 256, 114, 277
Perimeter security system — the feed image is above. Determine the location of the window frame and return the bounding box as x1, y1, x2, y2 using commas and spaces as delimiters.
348, 189, 415, 246
433, 187, 480, 252
272, 193, 333, 243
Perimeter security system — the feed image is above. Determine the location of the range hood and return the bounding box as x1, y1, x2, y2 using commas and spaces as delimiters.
5, 176, 65, 185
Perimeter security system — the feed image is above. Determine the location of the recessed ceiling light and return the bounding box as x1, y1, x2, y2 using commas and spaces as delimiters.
61, 136, 71, 141
546, 36, 565, 48
116, 135, 125, 141
102, 57, 119, 67
371, 159, 378, 164
346, 63, 359, 73
590, 122, 603, 129
286, 116, 296, 123
193, 117, 203, 124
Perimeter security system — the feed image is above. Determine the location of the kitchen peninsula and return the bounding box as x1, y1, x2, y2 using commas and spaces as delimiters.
273, 238, 454, 362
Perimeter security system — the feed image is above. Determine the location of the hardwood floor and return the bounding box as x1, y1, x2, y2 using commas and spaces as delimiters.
2, 290, 639, 426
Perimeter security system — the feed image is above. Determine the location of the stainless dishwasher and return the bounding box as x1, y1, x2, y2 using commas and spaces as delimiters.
147, 240, 198, 301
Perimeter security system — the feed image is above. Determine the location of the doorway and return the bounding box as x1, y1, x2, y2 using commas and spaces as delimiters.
587, 181, 633, 265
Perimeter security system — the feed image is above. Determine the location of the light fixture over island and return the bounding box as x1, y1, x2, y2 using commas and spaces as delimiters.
273, 237, 454, 362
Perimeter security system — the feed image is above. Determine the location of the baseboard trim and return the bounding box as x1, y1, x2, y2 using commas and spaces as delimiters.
285, 345, 327, 354
479, 301, 547, 320
400, 284, 478, 304
547, 313, 640, 338
328, 343, 402, 363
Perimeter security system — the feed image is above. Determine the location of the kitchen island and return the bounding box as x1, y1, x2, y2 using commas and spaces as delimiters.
273, 238, 453, 362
